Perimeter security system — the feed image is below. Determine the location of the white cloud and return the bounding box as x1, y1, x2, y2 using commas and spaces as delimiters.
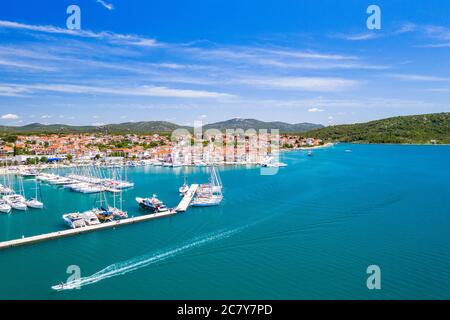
1, 113, 19, 120
308, 108, 324, 112
239, 77, 359, 92
41, 115, 53, 119
96, 0, 114, 11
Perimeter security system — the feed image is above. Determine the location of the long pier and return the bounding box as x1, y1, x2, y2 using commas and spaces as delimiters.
0, 184, 200, 250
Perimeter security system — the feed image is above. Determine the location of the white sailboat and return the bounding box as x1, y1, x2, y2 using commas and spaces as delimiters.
26, 178, 44, 209
191, 165, 223, 207
0, 199, 11, 213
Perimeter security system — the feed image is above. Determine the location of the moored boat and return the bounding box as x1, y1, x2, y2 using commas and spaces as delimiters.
62, 212, 86, 228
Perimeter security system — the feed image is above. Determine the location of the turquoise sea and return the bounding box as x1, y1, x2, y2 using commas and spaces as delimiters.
0, 143, 449, 299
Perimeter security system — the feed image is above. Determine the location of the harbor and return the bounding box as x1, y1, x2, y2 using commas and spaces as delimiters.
0, 165, 224, 249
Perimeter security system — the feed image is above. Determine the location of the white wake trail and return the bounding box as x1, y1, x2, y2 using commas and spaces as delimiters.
52, 227, 244, 291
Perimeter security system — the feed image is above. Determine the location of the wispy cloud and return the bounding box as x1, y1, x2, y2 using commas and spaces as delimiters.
238, 77, 360, 92
0, 20, 158, 47
96, 0, 114, 11
389, 73, 449, 82
308, 108, 324, 112
0, 83, 234, 99
332, 32, 381, 41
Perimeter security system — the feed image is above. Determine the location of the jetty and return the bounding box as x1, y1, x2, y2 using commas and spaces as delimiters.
0, 184, 200, 250
175, 184, 198, 212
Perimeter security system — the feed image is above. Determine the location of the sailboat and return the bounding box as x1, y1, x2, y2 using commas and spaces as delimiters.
179, 173, 189, 195
191, 165, 223, 207
3, 171, 27, 211
26, 158, 44, 209
26, 179, 44, 209
0, 199, 11, 213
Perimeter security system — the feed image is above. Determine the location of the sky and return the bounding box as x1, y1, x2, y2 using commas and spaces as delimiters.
0, 0, 449, 127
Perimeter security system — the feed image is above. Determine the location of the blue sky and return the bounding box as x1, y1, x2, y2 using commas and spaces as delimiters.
0, 0, 449, 126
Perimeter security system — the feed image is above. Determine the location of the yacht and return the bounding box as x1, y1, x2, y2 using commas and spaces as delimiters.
136, 195, 168, 212
82, 211, 101, 226
63, 212, 86, 228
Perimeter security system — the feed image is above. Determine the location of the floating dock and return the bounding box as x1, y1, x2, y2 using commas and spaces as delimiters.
0, 184, 200, 250
175, 184, 198, 212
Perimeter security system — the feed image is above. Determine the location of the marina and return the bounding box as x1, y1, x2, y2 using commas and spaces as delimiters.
0, 182, 205, 249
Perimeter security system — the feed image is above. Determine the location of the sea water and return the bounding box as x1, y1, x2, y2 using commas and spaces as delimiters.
0, 144, 449, 299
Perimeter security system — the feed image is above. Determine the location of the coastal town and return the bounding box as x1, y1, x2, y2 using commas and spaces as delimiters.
0, 132, 327, 166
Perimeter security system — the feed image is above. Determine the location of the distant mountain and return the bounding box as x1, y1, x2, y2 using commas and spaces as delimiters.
304, 112, 450, 144
204, 118, 324, 133
0, 121, 183, 134
0, 119, 323, 134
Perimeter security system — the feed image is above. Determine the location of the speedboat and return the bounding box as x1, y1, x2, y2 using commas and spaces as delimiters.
136, 195, 168, 212
63, 212, 86, 228
26, 198, 44, 209
0, 199, 11, 213
3, 194, 27, 211
307, 151, 313, 157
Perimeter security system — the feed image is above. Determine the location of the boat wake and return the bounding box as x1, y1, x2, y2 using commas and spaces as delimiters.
51, 226, 245, 291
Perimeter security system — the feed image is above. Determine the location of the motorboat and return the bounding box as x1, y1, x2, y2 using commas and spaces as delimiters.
63, 212, 86, 228
82, 211, 101, 226
136, 195, 168, 212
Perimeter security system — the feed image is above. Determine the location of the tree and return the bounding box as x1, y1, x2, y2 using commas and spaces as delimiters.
3, 135, 18, 143
39, 156, 48, 163
66, 154, 73, 161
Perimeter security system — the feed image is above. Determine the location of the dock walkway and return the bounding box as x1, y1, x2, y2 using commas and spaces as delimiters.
175, 184, 198, 212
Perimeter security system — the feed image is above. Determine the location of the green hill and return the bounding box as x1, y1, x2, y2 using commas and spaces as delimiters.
204, 118, 323, 133
0, 119, 323, 134
305, 112, 450, 144
0, 121, 183, 134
